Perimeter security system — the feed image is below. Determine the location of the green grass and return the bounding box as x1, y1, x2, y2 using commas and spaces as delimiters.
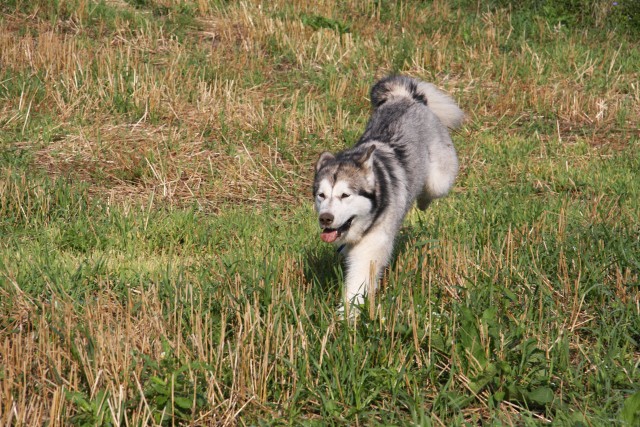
1, 0, 639, 425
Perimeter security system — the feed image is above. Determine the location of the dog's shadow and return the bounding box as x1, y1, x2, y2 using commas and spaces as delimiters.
303, 244, 343, 296
390, 226, 422, 267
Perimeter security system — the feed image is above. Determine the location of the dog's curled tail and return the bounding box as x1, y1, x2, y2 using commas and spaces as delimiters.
370, 75, 464, 129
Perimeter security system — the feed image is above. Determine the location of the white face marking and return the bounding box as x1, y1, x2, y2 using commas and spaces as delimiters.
315, 178, 374, 241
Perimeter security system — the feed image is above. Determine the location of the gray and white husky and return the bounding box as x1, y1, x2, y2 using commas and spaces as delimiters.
313, 75, 463, 313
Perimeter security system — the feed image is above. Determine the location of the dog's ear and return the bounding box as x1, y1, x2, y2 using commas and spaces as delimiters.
316, 152, 335, 172
355, 144, 376, 169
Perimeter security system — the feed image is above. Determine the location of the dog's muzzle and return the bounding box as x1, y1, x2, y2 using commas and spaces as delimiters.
320, 216, 355, 243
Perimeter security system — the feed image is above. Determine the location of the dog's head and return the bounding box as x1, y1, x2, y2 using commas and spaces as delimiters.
313, 145, 377, 245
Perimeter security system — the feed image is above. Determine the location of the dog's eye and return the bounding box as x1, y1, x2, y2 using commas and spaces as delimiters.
341, 193, 350, 199
317, 193, 325, 199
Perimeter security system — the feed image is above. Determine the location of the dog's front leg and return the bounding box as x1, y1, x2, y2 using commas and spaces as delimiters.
342, 233, 393, 312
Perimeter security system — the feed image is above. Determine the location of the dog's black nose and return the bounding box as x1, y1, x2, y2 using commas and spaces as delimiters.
319, 213, 334, 227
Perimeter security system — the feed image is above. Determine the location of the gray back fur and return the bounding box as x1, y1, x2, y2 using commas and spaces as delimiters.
314, 75, 462, 236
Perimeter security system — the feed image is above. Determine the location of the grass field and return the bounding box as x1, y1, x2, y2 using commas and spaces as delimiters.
1, 0, 639, 425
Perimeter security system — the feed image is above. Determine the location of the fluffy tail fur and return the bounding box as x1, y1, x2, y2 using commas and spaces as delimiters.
370, 75, 464, 129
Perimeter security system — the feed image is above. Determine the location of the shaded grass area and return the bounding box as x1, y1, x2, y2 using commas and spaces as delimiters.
1, 0, 639, 425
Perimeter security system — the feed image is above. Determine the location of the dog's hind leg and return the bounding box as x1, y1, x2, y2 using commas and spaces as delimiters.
418, 154, 458, 211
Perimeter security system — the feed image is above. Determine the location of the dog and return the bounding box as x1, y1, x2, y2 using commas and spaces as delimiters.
313, 75, 463, 315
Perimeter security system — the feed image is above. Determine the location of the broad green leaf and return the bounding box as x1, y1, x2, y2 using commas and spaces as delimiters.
526, 387, 554, 405
621, 390, 640, 425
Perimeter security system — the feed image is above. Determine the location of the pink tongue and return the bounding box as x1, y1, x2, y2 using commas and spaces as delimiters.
320, 230, 338, 243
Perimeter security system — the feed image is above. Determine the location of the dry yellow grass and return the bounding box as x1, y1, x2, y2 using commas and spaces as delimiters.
1, 0, 635, 210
